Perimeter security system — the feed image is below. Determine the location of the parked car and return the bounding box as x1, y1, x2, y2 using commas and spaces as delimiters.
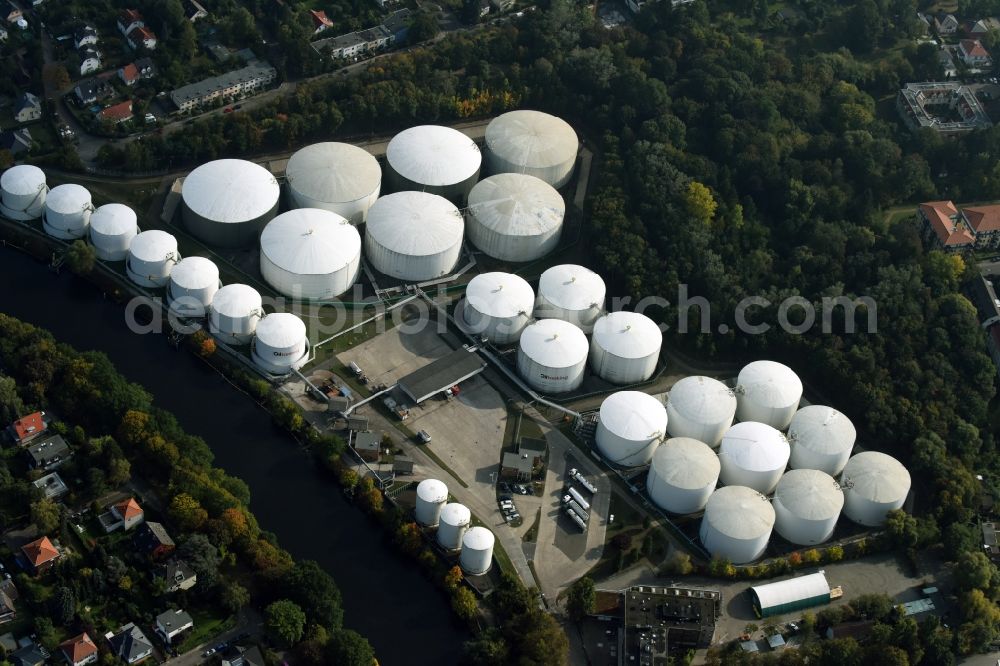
417, 430, 432, 444
202, 648, 216, 657
498, 494, 512, 502
516, 484, 529, 495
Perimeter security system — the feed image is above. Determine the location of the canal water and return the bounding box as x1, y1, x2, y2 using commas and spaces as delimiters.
0, 246, 467, 664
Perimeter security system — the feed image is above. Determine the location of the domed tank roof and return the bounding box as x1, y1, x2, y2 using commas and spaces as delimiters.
650, 437, 720, 489
128, 230, 177, 262
183, 159, 279, 223
518, 319, 589, 367
170, 256, 219, 290
1, 164, 45, 196
737, 361, 802, 409
599, 391, 668, 441
416, 479, 448, 503
774, 469, 844, 521
386, 125, 481, 187
46, 183, 90, 213
465, 272, 535, 318
90, 203, 137, 235
703, 486, 775, 539
668, 376, 736, 424
485, 110, 578, 170
720, 422, 790, 472
286, 142, 381, 203
841, 452, 910, 502
260, 208, 360, 275
439, 502, 471, 525
466, 173, 564, 236
463, 526, 495, 550
591, 311, 662, 359
255, 313, 306, 348
537, 264, 606, 312
211, 284, 262, 317
789, 406, 856, 456
365, 191, 463, 256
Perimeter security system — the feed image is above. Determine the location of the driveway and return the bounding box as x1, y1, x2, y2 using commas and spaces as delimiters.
163, 608, 263, 666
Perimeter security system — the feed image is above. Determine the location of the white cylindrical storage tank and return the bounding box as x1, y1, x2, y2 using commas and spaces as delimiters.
88, 203, 137, 261
463, 272, 535, 345
285, 142, 381, 224
208, 283, 262, 345
516, 319, 588, 393
415, 479, 449, 527
465, 174, 565, 262
0, 164, 47, 220
590, 311, 663, 385
772, 469, 844, 546
181, 159, 280, 247
735, 361, 803, 430
534, 264, 606, 333
168, 256, 219, 318
126, 230, 179, 288
665, 376, 737, 448
484, 110, 579, 188
595, 391, 668, 467
364, 192, 464, 281
699, 485, 775, 564
718, 422, 790, 495
460, 527, 495, 575
385, 125, 481, 203
646, 437, 720, 514
787, 406, 857, 476
437, 503, 471, 551
840, 452, 911, 527
252, 313, 308, 375
43, 183, 92, 239
260, 208, 361, 300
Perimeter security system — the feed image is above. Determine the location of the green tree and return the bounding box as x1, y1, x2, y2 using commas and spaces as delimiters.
178, 534, 222, 588
683, 181, 717, 226
327, 629, 375, 666
30, 498, 60, 534
408, 10, 440, 43
953, 551, 997, 593
452, 586, 479, 623
884, 510, 919, 549
169, 493, 208, 531
279, 560, 344, 631
566, 576, 596, 621
48, 586, 75, 625
0, 375, 25, 425
265, 599, 307, 647
64, 241, 96, 276
220, 582, 250, 614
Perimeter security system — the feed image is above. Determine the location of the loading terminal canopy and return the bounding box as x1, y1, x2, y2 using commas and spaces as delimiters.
749, 572, 832, 618
399, 347, 487, 404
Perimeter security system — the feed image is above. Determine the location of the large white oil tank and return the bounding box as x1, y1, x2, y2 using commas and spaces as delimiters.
252, 313, 309, 375
285, 142, 381, 224
590, 311, 663, 385
168, 256, 219, 319
385, 125, 482, 203
516, 318, 588, 393
735, 361, 803, 430
484, 110, 579, 188
787, 406, 857, 476
595, 391, 668, 467
646, 437, 720, 514
699, 485, 775, 564
463, 272, 535, 345
665, 376, 737, 448
534, 264, 606, 333
43, 183, 93, 239
772, 469, 844, 545
415, 479, 449, 527
364, 191, 464, 282
181, 159, 280, 247
88, 203, 137, 261
840, 452, 911, 527
126, 230, 179, 288
260, 208, 361, 300
718, 422, 790, 495
0, 164, 47, 219
208, 283, 262, 345
465, 174, 565, 262
437, 503, 471, 551
460, 527, 495, 575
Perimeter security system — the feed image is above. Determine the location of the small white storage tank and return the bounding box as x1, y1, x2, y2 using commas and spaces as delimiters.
665, 376, 737, 448
209, 283, 262, 345
699, 485, 775, 564
89, 203, 137, 261
460, 527, 495, 575
516, 319, 588, 393
126, 230, 179, 288
646, 437, 720, 514
590, 311, 663, 385
43, 183, 93, 239
181, 159, 280, 247
463, 272, 535, 345
285, 142, 381, 224
484, 110, 579, 188
260, 208, 361, 300
787, 406, 857, 476
364, 192, 464, 281
718, 422, 790, 495
252, 313, 309, 375
534, 264, 606, 333
168, 256, 220, 319
465, 174, 565, 262
840, 451, 911, 527
772, 469, 844, 545
385, 125, 482, 203
735, 361, 803, 430
437, 503, 471, 551
595, 391, 668, 468
0, 164, 47, 219
415, 479, 449, 527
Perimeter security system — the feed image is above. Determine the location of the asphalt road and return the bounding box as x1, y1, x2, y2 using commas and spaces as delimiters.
162, 608, 264, 666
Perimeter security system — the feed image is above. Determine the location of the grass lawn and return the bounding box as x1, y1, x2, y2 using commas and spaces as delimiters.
522, 508, 540, 543
174, 609, 235, 654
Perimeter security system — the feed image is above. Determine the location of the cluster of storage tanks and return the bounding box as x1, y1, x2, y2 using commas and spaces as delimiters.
579, 360, 912, 564
414, 479, 495, 575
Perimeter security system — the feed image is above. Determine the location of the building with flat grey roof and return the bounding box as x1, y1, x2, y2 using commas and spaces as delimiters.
897, 82, 992, 134
398, 347, 486, 404
311, 9, 411, 60
170, 60, 276, 112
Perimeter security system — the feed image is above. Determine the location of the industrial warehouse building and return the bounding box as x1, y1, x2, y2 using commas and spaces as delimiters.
749, 572, 832, 618
397, 347, 487, 404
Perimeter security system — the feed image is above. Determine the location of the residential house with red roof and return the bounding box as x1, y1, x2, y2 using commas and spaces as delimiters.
310, 9, 334, 34
920, 200, 1000, 250
127, 25, 157, 50
960, 38, 992, 67
117, 9, 144, 37
7, 411, 47, 445
21, 536, 60, 575
118, 62, 139, 86
99, 100, 133, 124
100, 497, 144, 532
60, 632, 98, 666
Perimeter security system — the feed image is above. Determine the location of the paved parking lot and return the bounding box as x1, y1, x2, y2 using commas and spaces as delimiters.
336, 323, 450, 388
